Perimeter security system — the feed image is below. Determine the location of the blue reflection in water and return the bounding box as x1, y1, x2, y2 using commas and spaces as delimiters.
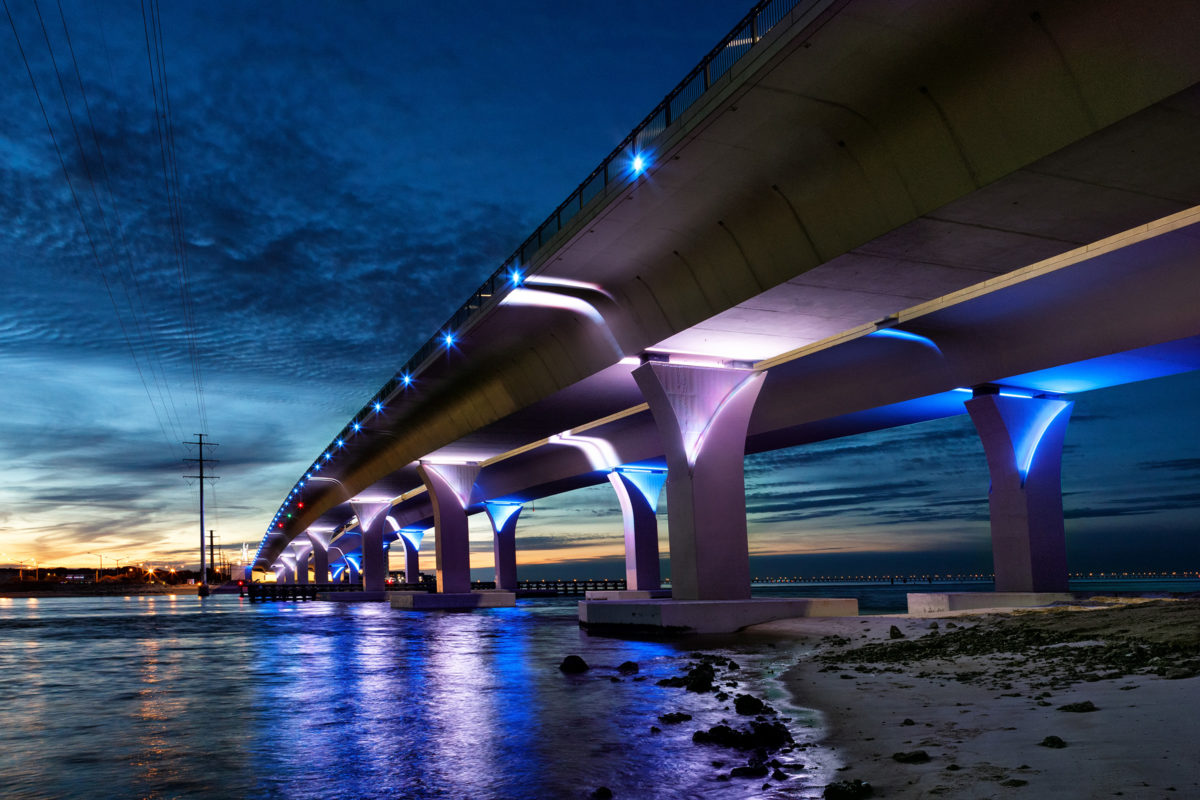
0, 596, 831, 800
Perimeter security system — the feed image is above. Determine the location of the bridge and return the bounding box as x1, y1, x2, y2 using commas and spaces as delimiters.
253, 0, 1200, 630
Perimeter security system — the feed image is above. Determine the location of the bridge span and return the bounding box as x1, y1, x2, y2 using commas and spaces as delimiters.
254, 0, 1200, 625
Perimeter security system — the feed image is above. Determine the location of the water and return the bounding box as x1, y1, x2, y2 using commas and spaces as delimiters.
0, 596, 833, 800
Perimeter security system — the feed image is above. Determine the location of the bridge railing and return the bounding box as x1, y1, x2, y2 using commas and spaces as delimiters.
261, 0, 821, 557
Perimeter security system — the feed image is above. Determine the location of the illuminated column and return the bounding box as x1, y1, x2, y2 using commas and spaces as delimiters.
294, 548, 310, 585
353, 502, 390, 593
966, 391, 1074, 593
484, 502, 522, 592
609, 469, 666, 590
308, 533, 329, 584
633, 362, 765, 601
397, 529, 423, 583
418, 462, 481, 594
347, 559, 360, 584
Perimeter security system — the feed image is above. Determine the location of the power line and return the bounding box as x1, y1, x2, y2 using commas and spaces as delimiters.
3, 0, 180, 453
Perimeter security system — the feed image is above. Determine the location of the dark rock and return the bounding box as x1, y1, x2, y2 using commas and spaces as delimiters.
559, 655, 589, 674
649, 726, 661, 734
609, 677, 621, 683
657, 662, 716, 693
692, 721, 794, 752
729, 763, 769, 779
892, 750, 931, 764
1038, 735, 1068, 749
617, 660, 639, 675
900, 718, 916, 726
772, 769, 788, 781
734, 694, 766, 715
711, 760, 725, 768
824, 778, 874, 799
945, 764, 962, 771
1057, 701, 1098, 713
658, 712, 692, 724
590, 788, 613, 800
889, 625, 906, 639
1000, 779, 1028, 787
727, 660, 740, 670
929, 622, 939, 631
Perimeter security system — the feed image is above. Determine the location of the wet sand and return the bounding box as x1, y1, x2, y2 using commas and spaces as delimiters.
752, 599, 1200, 798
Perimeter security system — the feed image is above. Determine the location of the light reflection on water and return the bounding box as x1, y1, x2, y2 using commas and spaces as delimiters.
0, 596, 831, 799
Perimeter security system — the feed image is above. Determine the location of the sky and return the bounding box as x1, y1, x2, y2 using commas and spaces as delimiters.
1, 0, 1197, 579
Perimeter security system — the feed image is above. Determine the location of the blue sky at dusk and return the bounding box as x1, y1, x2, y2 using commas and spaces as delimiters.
1, 1, 1197, 578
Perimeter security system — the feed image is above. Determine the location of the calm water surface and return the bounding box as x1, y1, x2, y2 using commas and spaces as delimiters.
0, 596, 833, 800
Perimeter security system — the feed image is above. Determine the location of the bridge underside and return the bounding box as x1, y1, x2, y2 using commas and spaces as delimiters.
260, 0, 1200, 609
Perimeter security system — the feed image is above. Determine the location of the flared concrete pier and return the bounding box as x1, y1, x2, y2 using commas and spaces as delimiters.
390, 590, 516, 610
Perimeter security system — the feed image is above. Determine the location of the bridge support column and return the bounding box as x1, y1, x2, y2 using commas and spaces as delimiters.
347, 562, 360, 584
966, 391, 1074, 593
633, 362, 765, 601
396, 529, 423, 583
295, 549, 310, 585
353, 502, 390, 594
609, 469, 666, 590
308, 533, 329, 584
418, 463, 481, 594
484, 502, 522, 592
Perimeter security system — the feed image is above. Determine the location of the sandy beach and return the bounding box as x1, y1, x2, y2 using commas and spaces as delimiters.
752, 599, 1200, 799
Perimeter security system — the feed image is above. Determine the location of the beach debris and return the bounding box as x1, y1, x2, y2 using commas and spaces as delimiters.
590, 787, 613, 799
929, 621, 940, 630
1038, 735, 1068, 748
692, 720, 793, 751
823, 778, 873, 799
892, 750, 931, 764
658, 712, 692, 724
559, 655, 589, 674
1000, 779, 1029, 787
617, 660, 639, 675
733, 694, 766, 715
889, 625, 906, 639
900, 718, 916, 726
1057, 700, 1098, 712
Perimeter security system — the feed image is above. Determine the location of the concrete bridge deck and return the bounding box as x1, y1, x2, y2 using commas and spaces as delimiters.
254, 0, 1200, 627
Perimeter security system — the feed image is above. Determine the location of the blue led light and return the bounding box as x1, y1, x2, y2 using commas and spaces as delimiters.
510, 268, 523, 286
868, 328, 942, 354
373, 401, 383, 413
352, 422, 362, 432
443, 331, 456, 348
632, 154, 646, 174
401, 373, 412, 387
322, 452, 331, 461
336, 439, 344, 448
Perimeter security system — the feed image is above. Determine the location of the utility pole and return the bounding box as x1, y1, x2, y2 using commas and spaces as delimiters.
183, 434, 219, 598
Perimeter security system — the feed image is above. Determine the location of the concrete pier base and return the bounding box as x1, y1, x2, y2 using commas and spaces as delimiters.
908, 592, 1075, 615
579, 597, 859, 634
316, 591, 388, 602
389, 590, 516, 610
585, 589, 672, 601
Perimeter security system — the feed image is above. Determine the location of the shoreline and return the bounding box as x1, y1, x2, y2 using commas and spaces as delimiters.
752, 599, 1200, 798
0, 584, 202, 598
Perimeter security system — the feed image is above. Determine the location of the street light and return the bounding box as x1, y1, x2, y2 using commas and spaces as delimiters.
86, 552, 104, 583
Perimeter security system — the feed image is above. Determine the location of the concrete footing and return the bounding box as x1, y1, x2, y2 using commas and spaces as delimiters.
585, 589, 673, 601
389, 590, 516, 610
316, 591, 387, 602
907, 592, 1075, 615
578, 597, 859, 634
